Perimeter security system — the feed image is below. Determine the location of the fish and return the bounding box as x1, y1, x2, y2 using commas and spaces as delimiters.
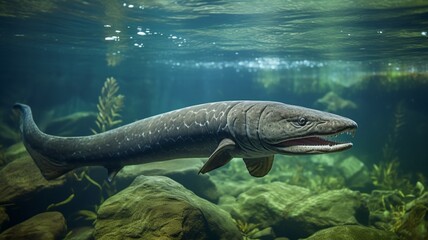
12, 101, 357, 181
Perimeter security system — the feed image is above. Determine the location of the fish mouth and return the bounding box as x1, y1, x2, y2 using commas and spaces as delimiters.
273, 128, 356, 154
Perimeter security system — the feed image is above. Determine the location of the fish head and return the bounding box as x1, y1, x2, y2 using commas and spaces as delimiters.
258, 102, 357, 154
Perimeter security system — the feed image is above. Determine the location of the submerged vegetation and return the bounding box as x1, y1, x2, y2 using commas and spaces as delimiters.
370, 159, 412, 191
43, 77, 125, 228
69, 77, 125, 225
366, 100, 428, 239
91, 77, 124, 134
47, 193, 75, 211
235, 219, 261, 240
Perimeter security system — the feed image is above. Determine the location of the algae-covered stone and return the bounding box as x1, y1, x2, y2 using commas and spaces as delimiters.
283, 188, 367, 238
230, 183, 367, 239
302, 225, 399, 240
338, 156, 370, 188
116, 158, 219, 202
0, 211, 67, 240
0, 154, 66, 204
3, 142, 27, 164
94, 175, 241, 240
230, 182, 311, 227
64, 226, 94, 240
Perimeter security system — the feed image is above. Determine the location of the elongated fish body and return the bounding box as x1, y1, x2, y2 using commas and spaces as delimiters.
13, 101, 357, 180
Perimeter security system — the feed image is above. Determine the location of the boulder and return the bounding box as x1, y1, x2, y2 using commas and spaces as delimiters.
64, 227, 94, 240
337, 156, 370, 188
3, 142, 27, 165
0, 155, 66, 204
0, 211, 67, 240
94, 175, 241, 240
302, 225, 399, 240
230, 182, 311, 228
230, 182, 368, 239
282, 188, 368, 238
116, 158, 219, 202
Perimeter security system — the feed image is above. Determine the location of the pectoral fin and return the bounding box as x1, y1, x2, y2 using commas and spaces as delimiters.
106, 165, 122, 182
199, 138, 236, 174
243, 156, 274, 177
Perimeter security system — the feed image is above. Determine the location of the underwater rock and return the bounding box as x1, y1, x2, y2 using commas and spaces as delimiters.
2, 142, 27, 165
64, 226, 94, 240
315, 91, 357, 112
230, 182, 367, 239
116, 158, 219, 202
310, 154, 370, 189
0, 211, 67, 240
283, 188, 367, 238
0, 154, 66, 204
0, 207, 9, 231
94, 175, 241, 240
302, 225, 399, 240
217, 195, 237, 213
337, 156, 370, 188
229, 182, 311, 229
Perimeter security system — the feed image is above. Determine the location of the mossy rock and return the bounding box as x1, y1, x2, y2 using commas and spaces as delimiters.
94, 175, 241, 240
302, 225, 399, 240
0, 211, 67, 240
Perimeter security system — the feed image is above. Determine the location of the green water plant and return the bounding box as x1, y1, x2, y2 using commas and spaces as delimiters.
91, 77, 124, 134
234, 219, 262, 240
392, 204, 428, 240
370, 159, 412, 192
46, 193, 75, 210
76, 209, 98, 222
69, 77, 125, 225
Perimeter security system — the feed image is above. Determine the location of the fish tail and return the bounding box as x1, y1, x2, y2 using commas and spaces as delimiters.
25, 145, 72, 180
13, 103, 73, 180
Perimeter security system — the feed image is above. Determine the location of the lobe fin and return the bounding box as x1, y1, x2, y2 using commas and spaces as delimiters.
106, 165, 122, 182
243, 156, 274, 177
199, 138, 236, 174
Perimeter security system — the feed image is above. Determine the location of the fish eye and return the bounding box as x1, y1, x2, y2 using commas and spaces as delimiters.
297, 117, 307, 126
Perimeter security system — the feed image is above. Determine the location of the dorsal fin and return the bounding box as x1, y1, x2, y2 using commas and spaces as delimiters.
199, 138, 236, 174
243, 156, 274, 177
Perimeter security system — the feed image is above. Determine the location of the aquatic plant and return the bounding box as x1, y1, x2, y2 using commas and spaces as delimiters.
91, 77, 124, 134
58, 77, 125, 227
234, 219, 262, 240
391, 204, 428, 240
369, 181, 427, 239
382, 101, 405, 163
391, 198, 428, 239
76, 209, 98, 222
370, 159, 413, 193
372, 101, 414, 193
47, 193, 75, 210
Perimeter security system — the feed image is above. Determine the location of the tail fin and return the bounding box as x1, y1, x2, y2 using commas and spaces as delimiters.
24, 145, 72, 180
13, 103, 74, 180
